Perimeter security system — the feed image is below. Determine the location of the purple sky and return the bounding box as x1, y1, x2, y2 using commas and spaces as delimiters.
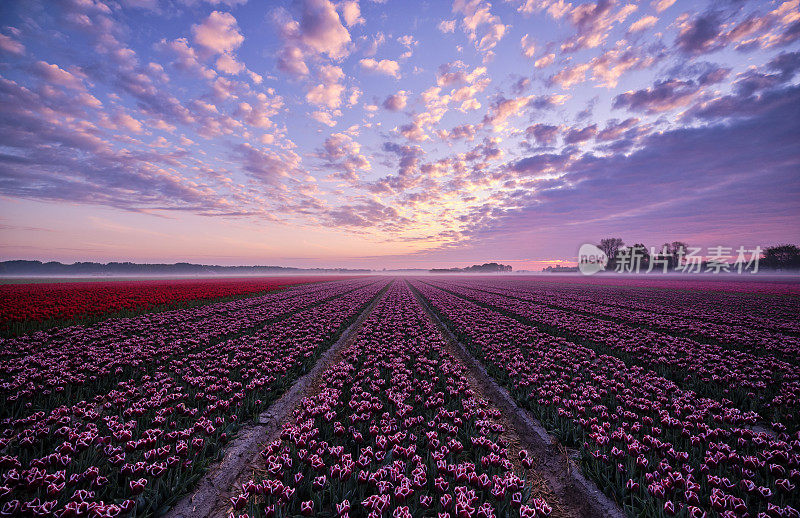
0, 0, 798, 270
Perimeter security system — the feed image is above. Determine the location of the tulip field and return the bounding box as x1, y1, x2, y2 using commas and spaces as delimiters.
0, 276, 349, 337
230, 281, 552, 518
409, 277, 800, 518
0, 275, 798, 517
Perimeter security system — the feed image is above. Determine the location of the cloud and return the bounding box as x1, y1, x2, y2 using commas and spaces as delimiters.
347, 86, 362, 106
2, 0, 799, 256
237, 142, 300, 186
482, 95, 535, 130
687, 70, 800, 121
306, 82, 346, 109
383, 91, 408, 111
462, 85, 800, 253
590, 45, 660, 88
440, 123, 478, 141
192, 11, 244, 55
311, 110, 339, 126
520, 34, 536, 58
561, 0, 638, 52
236, 92, 283, 129
651, 0, 675, 13
0, 79, 240, 216
325, 198, 406, 228
180, 0, 248, 6
452, 0, 507, 51
271, 0, 351, 83
525, 124, 559, 145
319, 132, 370, 180
359, 58, 400, 77
341, 1, 365, 27
613, 78, 702, 113
534, 53, 555, 68
397, 117, 428, 142
596, 117, 639, 141
159, 38, 216, 79
114, 112, 144, 133
216, 52, 245, 74
296, 0, 352, 60
629, 15, 657, 32
550, 63, 589, 89
0, 33, 25, 55
563, 124, 597, 144
33, 61, 87, 91
306, 63, 345, 112
436, 61, 485, 86
276, 45, 309, 76
438, 20, 456, 33
675, 12, 723, 55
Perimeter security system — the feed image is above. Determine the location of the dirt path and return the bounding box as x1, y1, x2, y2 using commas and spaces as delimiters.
407, 280, 626, 518
164, 283, 391, 518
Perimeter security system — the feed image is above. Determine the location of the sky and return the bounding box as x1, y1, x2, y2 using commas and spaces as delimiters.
0, 0, 798, 270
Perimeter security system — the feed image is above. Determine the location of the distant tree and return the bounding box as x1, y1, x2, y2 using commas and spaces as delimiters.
432, 263, 512, 273
762, 244, 800, 270
598, 238, 624, 270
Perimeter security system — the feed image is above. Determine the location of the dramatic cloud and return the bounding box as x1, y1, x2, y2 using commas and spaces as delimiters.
0, 0, 797, 266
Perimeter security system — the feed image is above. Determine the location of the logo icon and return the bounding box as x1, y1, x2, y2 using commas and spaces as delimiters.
578, 244, 608, 275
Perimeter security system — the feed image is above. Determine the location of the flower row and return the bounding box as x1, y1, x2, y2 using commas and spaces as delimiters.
0, 278, 390, 517
0, 277, 350, 332
231, 281, 552, 518
412, 280, 799, 518
425, 279, 799, 431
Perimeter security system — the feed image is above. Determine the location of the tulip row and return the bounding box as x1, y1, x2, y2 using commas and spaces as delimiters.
456, 279, 800, 363
411, 279, 799, 518
514, 277, 800, 334
0, 278, 390, 517
230, 280, 552, 518
422, 279, 799, 431
0, 278, 380, 422
0, 276, 349, 336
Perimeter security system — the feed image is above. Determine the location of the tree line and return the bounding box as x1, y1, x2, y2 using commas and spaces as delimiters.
596, 239, 800, 272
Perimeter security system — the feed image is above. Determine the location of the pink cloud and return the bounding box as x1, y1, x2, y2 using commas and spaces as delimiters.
192, 11, 244, 55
